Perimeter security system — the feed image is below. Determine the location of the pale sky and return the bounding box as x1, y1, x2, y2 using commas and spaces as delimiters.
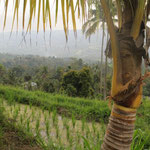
0, 0, 82, 32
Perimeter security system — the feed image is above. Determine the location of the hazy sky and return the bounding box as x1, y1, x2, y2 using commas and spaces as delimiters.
0, 0, 82, 32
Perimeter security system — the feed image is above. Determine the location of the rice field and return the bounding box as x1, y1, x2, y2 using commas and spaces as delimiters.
0, 98, 105, 150
0, 85, 150, 149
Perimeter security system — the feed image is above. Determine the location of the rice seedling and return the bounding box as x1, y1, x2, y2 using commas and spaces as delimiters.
92, 121, 96, 134
31, 109, 35, 121
35, 118, 40, 137
52, 109, 57, 126
71, 113, 76, 129
26, 117, 31, 133
66, 123, 70, 141
82, 117, 86, 132
45, 119, 50, 138
55, 123, 59, 139
20, 114, 23, 125
85, 125, 90, 139
24, 105, 28, 115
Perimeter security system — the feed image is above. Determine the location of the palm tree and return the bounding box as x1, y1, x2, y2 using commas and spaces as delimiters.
3, 0, 150, 149
82, 0, 116, 99
82, 0, 106, 98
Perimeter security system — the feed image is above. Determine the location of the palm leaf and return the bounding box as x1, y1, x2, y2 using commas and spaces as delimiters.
42, 0, 46, 32
46, 0, 52, 29
61, 0, 67, 39
55, 0, 58, 25
37, 0, 41, 32
3, 0, 8, 30
23, 0, 27, 29
131, 0, 146, 40
11, 0, 20, 32
116, 0, 122, 30
101, 0, 122, 97
70, 0, 77, 34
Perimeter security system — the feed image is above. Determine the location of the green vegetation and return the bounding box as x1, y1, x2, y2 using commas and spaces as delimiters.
0, 85, 110, 123
62, 67, 93, 97
0, 85, 150, 149
0, 100, 42, 150
0, 53, 112, 99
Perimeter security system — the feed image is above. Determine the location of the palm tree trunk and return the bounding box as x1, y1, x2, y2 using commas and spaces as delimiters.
101, 0, 144, 149
102, 104, 137, 150
100, 22, 105, 96
104, 31, 109, 100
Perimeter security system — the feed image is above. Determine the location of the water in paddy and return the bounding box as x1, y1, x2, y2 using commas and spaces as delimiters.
1, 99, 105, 149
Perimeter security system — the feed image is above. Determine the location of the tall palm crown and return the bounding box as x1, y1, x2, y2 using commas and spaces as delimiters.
2, 0, 150, 149
82, 0, 117, 38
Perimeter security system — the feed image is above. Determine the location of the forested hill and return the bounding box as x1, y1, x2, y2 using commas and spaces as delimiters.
0, 53, 89, 69
0, 30, 107, 62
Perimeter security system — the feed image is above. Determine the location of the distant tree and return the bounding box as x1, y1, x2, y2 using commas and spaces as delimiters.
62, 67, 93, 97
0, 64, 7, 84
24, 75, 32, 82
42, 80, 55, 93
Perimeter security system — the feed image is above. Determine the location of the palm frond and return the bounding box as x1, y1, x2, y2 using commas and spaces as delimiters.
101, 0, 122, 97
85, 20, 100, 38
131, 0, 146, 40
3, 0, 9, 30
116, 0, 122, 30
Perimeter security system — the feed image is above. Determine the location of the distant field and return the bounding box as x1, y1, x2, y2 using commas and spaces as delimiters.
0, 85, 150, 149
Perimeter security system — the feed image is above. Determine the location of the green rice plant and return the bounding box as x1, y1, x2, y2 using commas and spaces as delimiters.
36, 118, 40, 136
45, 119, 50, 138
68, 135, 74, 148
92, 121, 96, 134
13, 106, 19, 121
131, 129, 150, 150
20, 114, 23, 125
62, 117, 68, 130
82, 136, 92, 150
71, 113, 76, 129
44, 112, 48, 123
48, 107, 51, 116
24, 105, 28, 116
17, 105, 20, 112
85, 126, 90, 139
65, 123, 70, 141
55, 123, 59, 139
26, 117, 31, 133
38, 111, 41, 119
82, 136, 102, 150
76, 130, 81, 144
31, 109, 35, 121
96, 131, 100, 143
29, 102, 32, 109
52, 109, 57, 126
82, 117, 86, 132
100, 119, 106, 138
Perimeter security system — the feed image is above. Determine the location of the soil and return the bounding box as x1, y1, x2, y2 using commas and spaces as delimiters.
0, 124, 42, 150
